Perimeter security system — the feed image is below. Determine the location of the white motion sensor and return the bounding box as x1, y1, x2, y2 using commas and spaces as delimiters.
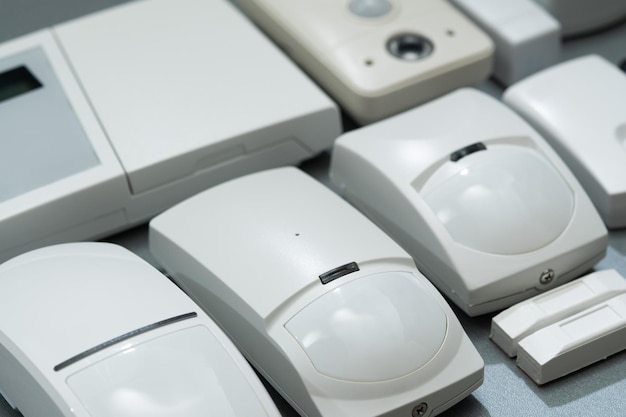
450, 0, 561, 85
149, 167, 484, 417
330, 88, 608, 316
0, 0, 340, 263
231, 0, 494, 124
0, 243, 282, 417
504, 55, 626, 229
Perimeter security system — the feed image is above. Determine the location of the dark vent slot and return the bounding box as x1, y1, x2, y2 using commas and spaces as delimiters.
54, 312, 198, 372
319, 262, 360, 284
450, 142, 487, 162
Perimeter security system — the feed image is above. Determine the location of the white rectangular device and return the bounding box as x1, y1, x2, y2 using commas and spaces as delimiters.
450, 0, 561, 85
491, 269, 626, 357
492, 269, 626, 385
150, 167, 484, 417
231, 0, 494, 124
330, 88, 608, 316
517, 293, 626, 385
504, 55, 626, 228
533, 0, 626, 37
0, 0, 341, 263
0, 243, 282, 417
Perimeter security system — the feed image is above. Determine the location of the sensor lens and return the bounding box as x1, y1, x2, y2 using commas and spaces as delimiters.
387, 33, 433, 61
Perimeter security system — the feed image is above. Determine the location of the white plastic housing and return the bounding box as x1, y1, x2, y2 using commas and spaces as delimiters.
491, 269, 626, 357
232, 0, 493, 124
0, 0, 340, 262
149, 167, 484, 417
504, 55, 626, 228
330, 88, 608, 316
0, 243, 281, 417
517, 293, 626, 385
450, 0, 560, 85
533, 0, 626, 37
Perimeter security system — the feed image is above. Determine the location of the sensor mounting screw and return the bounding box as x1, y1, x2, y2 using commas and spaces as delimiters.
540, 269, 555, 284
412, 403, 428, 416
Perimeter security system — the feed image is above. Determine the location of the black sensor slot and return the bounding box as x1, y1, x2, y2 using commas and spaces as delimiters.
54, 312, 197, 371
319, 262, 360, 284
450, 142, 487, 162
0, 65, 42, 103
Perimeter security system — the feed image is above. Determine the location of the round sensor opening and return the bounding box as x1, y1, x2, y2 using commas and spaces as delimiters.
386, 33, 433, 61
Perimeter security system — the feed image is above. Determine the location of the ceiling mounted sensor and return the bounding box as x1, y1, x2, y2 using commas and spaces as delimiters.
0, 243, 281, 417
149, 167, 484, 417
330, 88, 607, 316
504, 55, 626, 229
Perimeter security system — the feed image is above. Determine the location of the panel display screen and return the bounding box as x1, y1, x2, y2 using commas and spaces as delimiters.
0, 65, 42, 103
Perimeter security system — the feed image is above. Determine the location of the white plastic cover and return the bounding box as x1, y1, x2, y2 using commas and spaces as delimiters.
517, 293, 626, 384
491, 269, 626, 356
285, 271, 447, 382
67, 326, 272, 417
422, 145, 574, 255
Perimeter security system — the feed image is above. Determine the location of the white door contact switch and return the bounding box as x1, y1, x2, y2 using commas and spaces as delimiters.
330, 88, 607, 316
491, 269, 626, 357
517, 293, 626, 385
450, 0, 560, 85
504, 55, 626, 228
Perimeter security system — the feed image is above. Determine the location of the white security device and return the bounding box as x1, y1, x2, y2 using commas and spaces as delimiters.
533, 0, 626, 37
330, 88, 608, 316
231, 0, 494, 124
450, 0, 560, 85
504, 55, 626, 229
517, 294, 626, 385
491, 269, 626, 384
491, 269, 626, 357
0, 0, 341, 263
149, 167, 484, 417
0, 242, 282, 417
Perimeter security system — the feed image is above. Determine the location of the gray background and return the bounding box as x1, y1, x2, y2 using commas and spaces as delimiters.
1, 1, 625, 416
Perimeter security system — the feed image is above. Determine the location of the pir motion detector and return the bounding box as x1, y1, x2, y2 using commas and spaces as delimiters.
0, 243, 282, 417
0, 0, 340, 263
149, 167, 484, 417
504, 55, 626, 229
231, 0, 494, 124
330, 88, 608, 316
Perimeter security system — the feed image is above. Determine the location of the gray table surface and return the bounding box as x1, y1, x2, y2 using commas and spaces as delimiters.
1, 1, 626, 416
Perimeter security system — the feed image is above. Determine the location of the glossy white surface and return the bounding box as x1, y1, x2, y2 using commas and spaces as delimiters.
285, 271, 447, 382
68, 326, 271, 417
450, 0, 560, 85
232, 0, 493, 124
422, 145, 573, 255
0, 243, 280, 417
491, 269, 626, 356
150, 167, 484, 417
504, 55, 626, 228
330, 88, 607, 315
